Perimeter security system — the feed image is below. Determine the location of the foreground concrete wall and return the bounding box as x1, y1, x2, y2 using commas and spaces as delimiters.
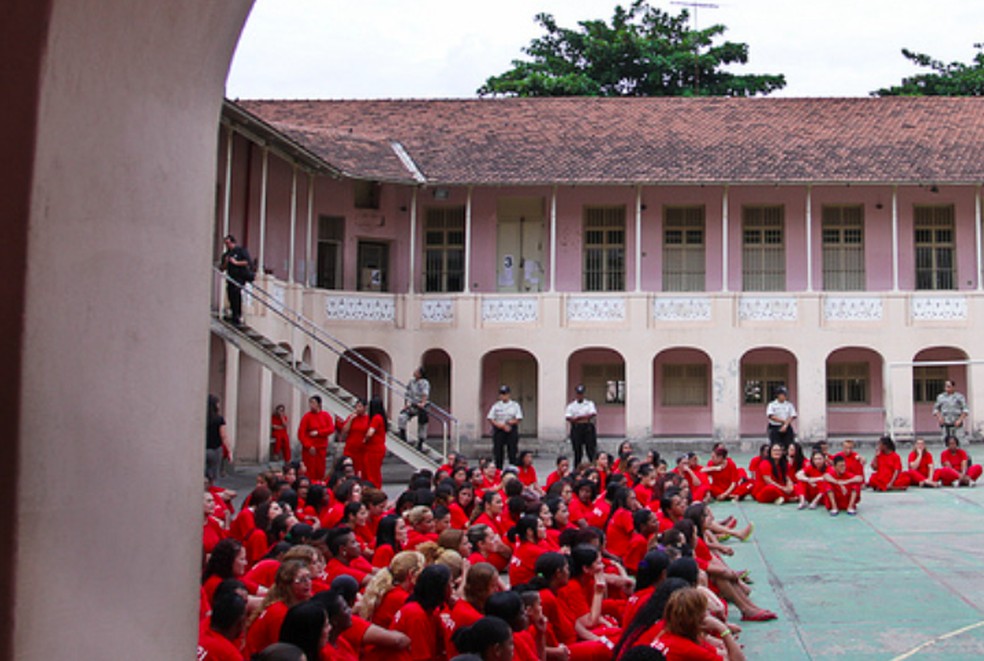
4, 1, 253, 658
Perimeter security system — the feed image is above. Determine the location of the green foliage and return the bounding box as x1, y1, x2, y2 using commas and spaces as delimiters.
477, 1, 785, 97
874, 44, 984, 96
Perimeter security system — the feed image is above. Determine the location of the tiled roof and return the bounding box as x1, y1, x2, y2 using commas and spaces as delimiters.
233, 98, 984, 186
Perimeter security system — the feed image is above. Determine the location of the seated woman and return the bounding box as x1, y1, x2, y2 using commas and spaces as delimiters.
869, 436, 910, 491
795, 450, 830, 509
907, 437, 939, 487
485, 590, 546, 661
702, 445, 753, 501
508, 514, 552, 587
934, 435, 983, 487
650, 588, 746, 661
824, 454, 863, 516
404, 505, 438, 551
752, 444, 795, 504
445, 562, 499, 657
277, 601, 330, 661
392, 564, 453, 661
244, 559, 313, 658
681, 504, 776, 622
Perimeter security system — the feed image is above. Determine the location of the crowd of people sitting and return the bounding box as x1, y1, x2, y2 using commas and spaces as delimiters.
199, 432, 979, 661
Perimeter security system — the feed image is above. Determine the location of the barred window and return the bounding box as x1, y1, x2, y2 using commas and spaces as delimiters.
583, 207, 625, 292
743, 364, 788, 405
662, 364, 708, 406
663, 206, 705, 292
583, 363, 626, 405
742, 206, 785, 291
914, 205, 955, 290
424, 207, 465, 293
822, 206, 865, 291
826, 362, 869, 404
913, 366, 948, 403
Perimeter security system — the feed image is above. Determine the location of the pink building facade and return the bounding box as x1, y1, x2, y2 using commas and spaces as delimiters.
212, 98, 984, 457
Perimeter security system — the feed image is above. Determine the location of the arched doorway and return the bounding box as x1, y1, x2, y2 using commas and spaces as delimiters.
913, 346, 968, 435
422, 348, 452, 438
739, 347, 797, 437
567, 347, 626, 437
652, 348, 712, 437
480, 348, 538, 437
337, 347, 392, 404
826, 347, 885, 437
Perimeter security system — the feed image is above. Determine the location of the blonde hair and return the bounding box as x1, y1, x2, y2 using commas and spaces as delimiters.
433, 548, 464, 581
357, 551, 425, 620
281, 544, 322, 565
406, 505, 433, 527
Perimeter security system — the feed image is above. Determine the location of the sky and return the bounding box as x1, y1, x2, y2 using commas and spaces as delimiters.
226, 0, 983, 99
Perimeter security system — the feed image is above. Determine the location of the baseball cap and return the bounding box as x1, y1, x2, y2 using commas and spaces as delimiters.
499, 385, 510, 394
575, 384, 585, 393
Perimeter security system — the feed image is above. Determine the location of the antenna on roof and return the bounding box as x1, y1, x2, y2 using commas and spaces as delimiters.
670, 1, 720, 93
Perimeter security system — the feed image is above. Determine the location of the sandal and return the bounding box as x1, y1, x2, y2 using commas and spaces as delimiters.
741, 609, 778, 622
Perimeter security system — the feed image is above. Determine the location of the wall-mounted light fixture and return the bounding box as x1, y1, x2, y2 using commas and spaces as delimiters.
433, 188, 450, 200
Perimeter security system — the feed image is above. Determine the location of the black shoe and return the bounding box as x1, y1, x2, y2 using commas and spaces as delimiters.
398, 429, 407, 442
417, 437, 427, 451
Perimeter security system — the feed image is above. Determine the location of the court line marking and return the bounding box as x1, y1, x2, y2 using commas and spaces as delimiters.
890, 619, 984, 660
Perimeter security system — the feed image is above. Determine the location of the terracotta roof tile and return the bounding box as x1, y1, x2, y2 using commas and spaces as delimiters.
234, 98, 984, 185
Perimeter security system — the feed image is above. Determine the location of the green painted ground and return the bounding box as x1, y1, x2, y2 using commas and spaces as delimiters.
707, 456, 984, 660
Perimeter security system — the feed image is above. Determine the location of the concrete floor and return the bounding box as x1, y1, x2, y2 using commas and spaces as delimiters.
217, 441, 984, 660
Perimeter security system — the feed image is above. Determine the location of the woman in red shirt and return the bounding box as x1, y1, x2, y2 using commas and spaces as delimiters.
651, 588, 745, 661
405, 505, 439, 551
338, 399, 371, 482
362, 397, 389, 488
935, 435, 984, 486
270, 404, 291, 463
244, 559, 313, 658
507, 515, 551, 586
516, 450, 540, 490
278, 600, 331, 661
907, 437, 939, 487
795, 450, 830, 509
485, 590, 546, 661
752, 444, 795, 504
392, 563, 453, 661
869, 436, 910, 491
445, 562, 499, 657
604, 487, 641, 558
449, 483, 476, 530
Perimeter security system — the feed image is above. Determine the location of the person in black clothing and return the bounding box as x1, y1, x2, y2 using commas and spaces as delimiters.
206, 394, 227, 481
221, 234, 252, 325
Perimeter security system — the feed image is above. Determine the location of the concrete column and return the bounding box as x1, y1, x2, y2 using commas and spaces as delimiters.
223, 342, 241, 456
805, 185, 813, 292
634, 185, 642, 293
886, 362, 915, 440
464, 186, 473, 294
711, 353, 741, 442
966, 361, 984, 439
549, 186, 557, 293
222, 125, 233, 238
721, 185, 730, 293
237, 354, 264, 463
1, 2, 252, 658
891, 185, 899, 292
624, 347, 652, 441
259, 146, 269, 272
259, 369, 273, 463
288, 165, 297, 284
306, 173, 314, 287
796, 352, 827, 442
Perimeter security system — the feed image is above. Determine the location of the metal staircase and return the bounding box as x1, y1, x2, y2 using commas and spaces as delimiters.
212, 271, 457, 472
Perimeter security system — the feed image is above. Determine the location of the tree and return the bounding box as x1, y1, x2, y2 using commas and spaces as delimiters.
874, 44, 984, 96
477, 1, 785, 97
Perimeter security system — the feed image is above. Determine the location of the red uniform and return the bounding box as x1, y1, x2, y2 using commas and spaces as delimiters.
869, 451, 910, 491
623, 585, 654, 629
243, 601, 287, 659
752, 460, 791, 503
392, 602, 445, 661
907, 449, 935, 485
605, 508, 635, 557
444, 599, 482, 658
842, 451, 865, 477
448, 502, 472, 530
650, 630, 720, 661
825, 467, 861, 511
326, 557, 372, 585
934, 447, 983, 485
271, 412, 290, 462
517, 465, 539, 487
509, 539, 550, 587
363, 413, 388, 488
704, 458, 752, 500
794, 464, 829, 501
297, 409, 335, 481
197, 628, 244, 661
341, 412, 371, 481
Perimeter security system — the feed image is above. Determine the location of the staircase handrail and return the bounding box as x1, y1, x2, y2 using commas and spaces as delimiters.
213, 268, 459, 453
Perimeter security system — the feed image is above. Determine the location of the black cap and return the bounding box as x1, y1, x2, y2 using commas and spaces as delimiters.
499, 385, 510, 394
775, 386, 788, 396
575, 384, 585, 393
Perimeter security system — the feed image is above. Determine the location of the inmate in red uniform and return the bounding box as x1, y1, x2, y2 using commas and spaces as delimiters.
297, 405, 334, 481
869, 451, 910, 491
270, 410, 290, 462
907, 447, 935, 485
935, 446, 984, 485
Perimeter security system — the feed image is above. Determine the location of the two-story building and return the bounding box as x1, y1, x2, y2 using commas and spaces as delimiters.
211, 96, 984, 461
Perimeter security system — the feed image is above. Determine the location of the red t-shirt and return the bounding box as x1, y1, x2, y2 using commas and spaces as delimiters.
372, 543, 396, 569
197, 628, 244, 661
444, 599, 482, 657
513, 629, 540, 661
326, 557, 371, 585
623, 585, 654, 628
518, 465, 539, 487
244, 601, 287, 658
650, 630, 720, 661
448, 502, 471, 530
941, 447, 970, 471
908, 450, 934, 478
339, 615, 371, 656
392, 602, 443, 661
606, 508, 635, 557
509, 539, 549, 587
371, 586, 409, 628
297, 410, 334, 451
